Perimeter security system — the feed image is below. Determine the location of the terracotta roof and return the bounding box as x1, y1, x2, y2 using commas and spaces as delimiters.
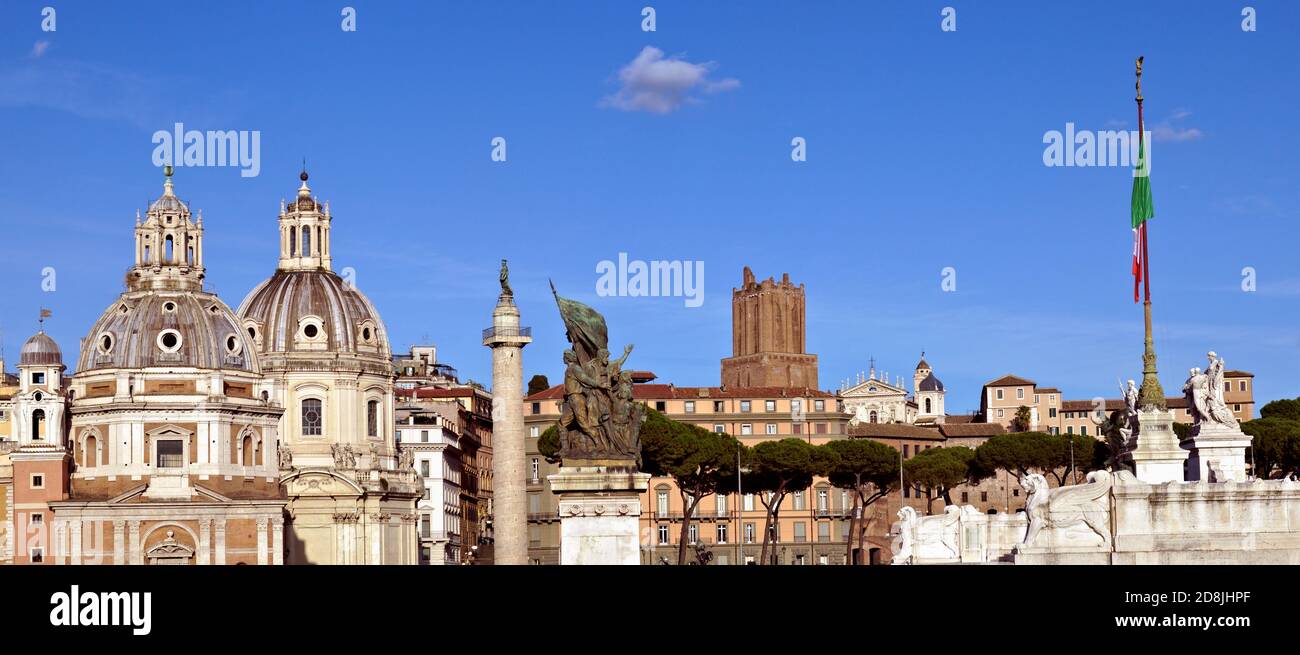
945, 415, 977, 424
523, 384, 836, 403
396, 387, 484, 399
938, 423, 1007, 438
984, 375, 1036, 387
848, 423, 944, 440
1036, 387, 1061, 394
1060, 397, 1195, 413
1225, 370, 1254, 378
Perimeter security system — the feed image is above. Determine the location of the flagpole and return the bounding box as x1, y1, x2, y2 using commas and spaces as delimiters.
1135, 56, 1166, 411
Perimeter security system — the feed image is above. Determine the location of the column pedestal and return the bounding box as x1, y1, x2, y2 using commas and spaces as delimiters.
1183, 424, 1251, 482
549, 466, 649, 565
1128, 409, 1188, 484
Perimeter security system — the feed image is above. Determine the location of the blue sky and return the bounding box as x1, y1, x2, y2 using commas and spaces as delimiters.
1, 1, 1298, 414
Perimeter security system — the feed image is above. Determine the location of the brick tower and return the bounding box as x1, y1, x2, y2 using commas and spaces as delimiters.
720, 267, 818, 389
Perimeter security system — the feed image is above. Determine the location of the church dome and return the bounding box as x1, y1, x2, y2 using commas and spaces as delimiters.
918, 372, 944, 392
20, 331, 62, 366
77, 292, 257, 373
915, 357, 930, 371
237, 269, 389, 357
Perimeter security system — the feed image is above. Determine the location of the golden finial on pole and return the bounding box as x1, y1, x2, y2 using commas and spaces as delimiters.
1135, 55, 1144, 103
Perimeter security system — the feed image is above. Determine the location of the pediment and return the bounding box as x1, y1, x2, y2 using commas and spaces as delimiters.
843, 379, 905, 397
282, 468, 364, 496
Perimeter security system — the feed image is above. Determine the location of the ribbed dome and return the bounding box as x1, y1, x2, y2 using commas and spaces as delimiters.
918, 372, 944, 392
237, 270, 389, 356
20, 331, 62, 366
149, 193, 187, 213
77, 291, 257, 373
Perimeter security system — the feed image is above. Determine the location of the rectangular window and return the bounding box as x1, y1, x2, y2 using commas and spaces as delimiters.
1067, 426, 1074, 434
814, 400, 825, 412
791, 399, 802, 414
31, 474, 45, 489
816, 423, 827, 434
713, 424, 725, 434
421, 430, 430, 442
716, 524, 728, 544
687, 524, 698, 544
740, 400, 752, 413
1034, 394, 1040, 404
903, 445, 910, 458
30, 513, 44, 525
30, 547, 44, 563
765, 400, 777, 412
32, 372, 46, 385
529, 426, 539, 438
818, 521, 830, 542
1016, 388, 1024, 399
997, 409, 1005, 418
421, 461, 431, 477
792, 491, 805, 511
793, 522, 806, 543
741, 424, 753, 435
716, 495, 727, 516
1234, 403, 1242, 412
765, 423, 777, 435
658, 524, 669, 545
817, 489, 828, 511
903, 486, 910, 498
961, 491, 969, 503
655, 401, 666, 411
657, 492, 669, 516
714, 401, 725, 412
995, 389, 1004, 400
684, 401, 695, 414
1080, 425, 1088, 436
981, 491, 988, 502
528, 493, 541, 514
302, 398, 323, 436
367, 401, 379, 437
1240, 381, 1247, 392
156, 440, 184, 468
744, 523, 755, 544
531, 458, 539, 482
743, 494, 755, 512
531, 402, 540, 414
1049, 408, 1057, 418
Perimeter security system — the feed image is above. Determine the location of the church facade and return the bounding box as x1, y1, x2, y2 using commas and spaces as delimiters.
841, 355, 946, 426
4, 168, 417, 565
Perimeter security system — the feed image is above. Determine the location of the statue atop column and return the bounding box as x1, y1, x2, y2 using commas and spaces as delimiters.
550, 282, 643, 466
499, 259, 513, 298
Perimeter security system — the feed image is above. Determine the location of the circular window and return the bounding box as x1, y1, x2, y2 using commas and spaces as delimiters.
362, 327, 372, 341
98, 333, 114, 353
162, 301, 177, 313
34, 391, 43, 402
225, 335, 242, 356
303, 324, 319, 339
247, 326, 257, 340
157, 329, 183, 353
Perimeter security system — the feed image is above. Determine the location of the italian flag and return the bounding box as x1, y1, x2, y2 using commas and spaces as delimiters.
1131, 137, 1153, 303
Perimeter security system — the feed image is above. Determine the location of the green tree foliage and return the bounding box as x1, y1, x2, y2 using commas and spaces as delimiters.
526, 374, 551, 397
1260, 397, 1300, 422
972, 432, 1097, 486
538, 424, 560, 463
824, 439, 899, 564
746, 438, 833, 565
639, 408, 739, 564
903, 446, 975, 513
1241, 417, 1300, 479
1012, 405, 1033, 432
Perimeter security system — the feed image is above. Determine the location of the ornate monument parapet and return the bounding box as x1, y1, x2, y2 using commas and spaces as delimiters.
547, 283, 649, 564
1180, 351, 1250, 482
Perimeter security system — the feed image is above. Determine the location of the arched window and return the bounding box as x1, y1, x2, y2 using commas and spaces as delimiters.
242, 435, 255, 466
32, 409, 45, 440
85, 434, 98, 466
302, 398, 322, 436
302, 228, 311, 257
164, 234, 174, 263
143, 245, 151, 263
924, 398, 932, 414
869, 410, 878, 424
289, 227, 297, 256
367, 400, 379, 437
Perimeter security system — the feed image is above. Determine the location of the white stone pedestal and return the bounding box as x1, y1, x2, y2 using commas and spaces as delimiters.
548, 466, 650, 565
1183, 424, 1251, 482
1128, 409, 1188, 484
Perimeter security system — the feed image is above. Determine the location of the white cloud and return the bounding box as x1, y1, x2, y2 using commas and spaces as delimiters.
29, 40, 50, 58
1151, 109, 1203, 142
600, 46, 739, 114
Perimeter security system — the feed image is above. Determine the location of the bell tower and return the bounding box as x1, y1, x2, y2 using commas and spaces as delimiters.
10, 326, 71, 565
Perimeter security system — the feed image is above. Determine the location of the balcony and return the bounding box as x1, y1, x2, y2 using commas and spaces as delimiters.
527, 512, 559, 523
482, 326, 532, 340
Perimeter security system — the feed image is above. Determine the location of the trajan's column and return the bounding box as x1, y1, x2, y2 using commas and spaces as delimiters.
484, 260, 531, 564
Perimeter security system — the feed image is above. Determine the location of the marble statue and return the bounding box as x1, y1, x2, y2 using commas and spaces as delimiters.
551, 282, 643, 465
398, 447, 414, 471
892, 506, 917, 565
278, 445, 293, 470
1183, 352, 1239, 430
1021, 471, 1112, 547
332, 443, 356, 469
